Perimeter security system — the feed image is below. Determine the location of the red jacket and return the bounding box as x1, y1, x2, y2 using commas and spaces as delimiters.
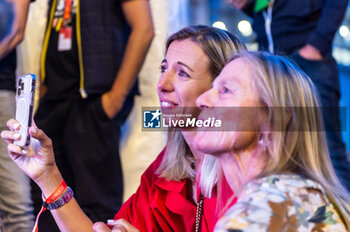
115, 149, 219, 231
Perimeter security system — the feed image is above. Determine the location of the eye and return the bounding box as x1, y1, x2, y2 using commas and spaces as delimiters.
178, 70, 190, 78
219, 86, 232, 94
160, 65, 167, 73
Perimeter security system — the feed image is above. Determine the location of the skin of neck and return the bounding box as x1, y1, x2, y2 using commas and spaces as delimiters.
217, 143, 266, 195
182, 130, 203, 163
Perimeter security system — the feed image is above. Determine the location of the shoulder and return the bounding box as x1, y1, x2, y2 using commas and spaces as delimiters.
238, 174, 324, 200
215, 174, 347, 232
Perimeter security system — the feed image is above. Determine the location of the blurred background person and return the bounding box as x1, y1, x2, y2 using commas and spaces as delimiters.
0, 0, 34, 231
29, 0, 154, 230
195, 52, 350, 231
228, 0, 350, 191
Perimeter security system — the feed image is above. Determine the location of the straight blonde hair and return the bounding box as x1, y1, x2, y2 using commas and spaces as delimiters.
227, 51, 350, 228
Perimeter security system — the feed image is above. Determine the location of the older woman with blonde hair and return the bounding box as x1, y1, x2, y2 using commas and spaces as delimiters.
195, 51, 350, 231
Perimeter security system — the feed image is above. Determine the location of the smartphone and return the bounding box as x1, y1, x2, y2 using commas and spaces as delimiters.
14, 74, 36, 147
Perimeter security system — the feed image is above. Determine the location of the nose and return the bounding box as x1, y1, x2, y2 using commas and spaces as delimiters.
196, 89, 214, 108
157, 72, 174, 93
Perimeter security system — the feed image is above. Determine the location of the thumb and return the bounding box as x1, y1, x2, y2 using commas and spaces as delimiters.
93, 222, 111, 232
31, 119, 38, 130
29, 125, 52, 149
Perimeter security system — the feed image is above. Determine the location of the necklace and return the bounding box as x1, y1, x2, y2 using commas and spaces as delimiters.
195, 195, 204, 232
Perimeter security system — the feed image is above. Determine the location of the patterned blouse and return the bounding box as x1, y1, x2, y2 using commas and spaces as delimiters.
215, 174, 347, 232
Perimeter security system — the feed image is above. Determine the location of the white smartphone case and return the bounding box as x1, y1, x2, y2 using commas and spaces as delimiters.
14, 74, 36, 147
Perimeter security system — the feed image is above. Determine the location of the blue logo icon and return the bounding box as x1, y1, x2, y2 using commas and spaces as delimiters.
143, 109, 161, 128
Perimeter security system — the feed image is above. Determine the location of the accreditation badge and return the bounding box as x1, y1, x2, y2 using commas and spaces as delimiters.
58, 26, 72, 51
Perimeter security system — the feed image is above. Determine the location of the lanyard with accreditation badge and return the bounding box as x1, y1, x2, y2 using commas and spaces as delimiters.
52, 0, 74, 51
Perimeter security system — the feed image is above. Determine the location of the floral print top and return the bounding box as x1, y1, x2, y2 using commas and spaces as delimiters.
214, 174, 347, 232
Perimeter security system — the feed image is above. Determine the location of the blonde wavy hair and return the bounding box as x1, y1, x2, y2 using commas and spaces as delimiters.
216, 51, 350, 227
156, 25, 246, 181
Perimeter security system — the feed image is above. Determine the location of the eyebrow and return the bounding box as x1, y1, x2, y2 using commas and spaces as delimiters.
177, 61, 194, 72
213, 79, 225, 88
161, 59, 194, 72
214, 78, 238, 88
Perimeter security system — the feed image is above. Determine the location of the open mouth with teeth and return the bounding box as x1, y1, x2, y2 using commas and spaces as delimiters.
160, 101, 178, 108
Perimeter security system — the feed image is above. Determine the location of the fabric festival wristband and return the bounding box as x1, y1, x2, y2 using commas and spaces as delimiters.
43, 180, 67, 203
32, 180, 67, 232
43, 187, 74, 210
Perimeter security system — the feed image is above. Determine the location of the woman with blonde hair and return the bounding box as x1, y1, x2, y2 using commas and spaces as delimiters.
114, 25, 246, 232
195, 51, 350, 231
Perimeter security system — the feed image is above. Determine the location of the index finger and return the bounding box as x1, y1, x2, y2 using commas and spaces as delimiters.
6, 119, 20, 131
92, 222, 112, 232
112, 219, 138, 232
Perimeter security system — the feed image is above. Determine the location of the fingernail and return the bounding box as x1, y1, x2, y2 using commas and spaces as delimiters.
92, 222, 103, 230
107, 219, 117, 225
22, 149, 27, 154
14, 133, 20, 139
31, 127, 37, 134
14, 123, 20, 129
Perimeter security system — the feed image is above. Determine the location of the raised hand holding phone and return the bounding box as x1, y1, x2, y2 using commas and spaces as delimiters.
14, 73, 36, 147
2, 118, 62, 194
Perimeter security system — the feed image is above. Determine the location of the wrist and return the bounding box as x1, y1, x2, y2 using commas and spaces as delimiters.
109, 90, 127, 104
36, 167, 64, 198
32, 179, 73, 231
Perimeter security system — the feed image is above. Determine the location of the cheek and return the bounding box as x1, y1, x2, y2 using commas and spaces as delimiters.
176, 87, 196, 106
176, 79, 212, 107
156, 79, 162, 95
184, 87, 211, 107
232, 132, 257, 150
195, 131, 257, 154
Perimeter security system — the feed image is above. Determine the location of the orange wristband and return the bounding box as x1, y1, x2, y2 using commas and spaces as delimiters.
32, 180, 67, 232
43, 180, 67, 204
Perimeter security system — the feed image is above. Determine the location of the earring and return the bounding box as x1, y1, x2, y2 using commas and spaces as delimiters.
258, 138, 268, 151
258, 138, 264, 146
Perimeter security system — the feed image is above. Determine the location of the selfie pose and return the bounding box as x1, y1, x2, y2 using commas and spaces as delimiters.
1, 25, 246, 232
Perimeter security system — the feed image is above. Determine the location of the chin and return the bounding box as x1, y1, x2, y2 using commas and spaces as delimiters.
194, 137, 219, 155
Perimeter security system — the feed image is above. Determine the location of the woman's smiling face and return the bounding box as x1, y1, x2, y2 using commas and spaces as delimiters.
157, 39, 213, 109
